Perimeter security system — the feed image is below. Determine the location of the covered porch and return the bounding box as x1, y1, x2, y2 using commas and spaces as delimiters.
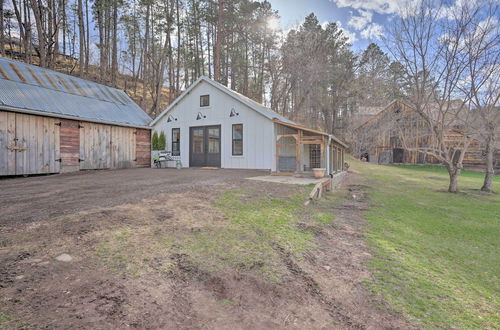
274, 120, 346, 177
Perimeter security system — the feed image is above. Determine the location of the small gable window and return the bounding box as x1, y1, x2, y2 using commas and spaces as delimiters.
200, 95, 210, 107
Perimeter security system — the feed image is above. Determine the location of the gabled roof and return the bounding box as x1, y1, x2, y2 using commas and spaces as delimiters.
0, 57, 151, 128
151, 76, 347, 148
151, 76, 295, 126
356, 100, 413, 131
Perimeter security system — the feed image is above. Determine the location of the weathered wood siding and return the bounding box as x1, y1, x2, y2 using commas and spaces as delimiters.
135, 129, 151, 167
79, 122, 144, 170
0, 112, 60, 175
79, 122, 112, 170
111, 126, 136, 168
356, 101, 499, 169
60, 119, 80, 171
2, 110, 151, 175
0, 111, 16, 175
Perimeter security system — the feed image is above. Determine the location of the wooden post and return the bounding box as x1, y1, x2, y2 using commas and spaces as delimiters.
319, 136, 324, 168
296, 130, 302, 172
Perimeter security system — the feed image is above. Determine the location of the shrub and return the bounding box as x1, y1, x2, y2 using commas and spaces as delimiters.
159, 131, 166, 150
152, 131, 159, 150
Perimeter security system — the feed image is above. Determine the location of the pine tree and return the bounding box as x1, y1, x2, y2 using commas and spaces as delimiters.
159, 131, 166, 150
152, 131, 159, 150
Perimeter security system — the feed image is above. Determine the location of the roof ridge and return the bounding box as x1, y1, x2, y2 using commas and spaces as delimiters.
203, 76, 290, 120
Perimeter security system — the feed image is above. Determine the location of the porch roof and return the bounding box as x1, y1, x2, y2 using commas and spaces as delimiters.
273, 119, 348, 148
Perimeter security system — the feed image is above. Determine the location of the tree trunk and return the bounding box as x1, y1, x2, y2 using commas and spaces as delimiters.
47, 0, 54, 66
213, 0, 224, 82
52, 0, 61, 66
447, 165, 460, 193
141, 4, 150, 110
24, 0, 32, 63
153, 38, 168, 116
0, 0, 4, 55
111, 0, 118, 86
30, 0, 46, 67
175, 0, 181, 94
481, 135, 494, 192
12, 0, 28, 60
62, 0, 66, 55
207, 20, 211, 79
243, 32, 249, 96
77, 0, 85, 76
84, 0, 90, 73
96, 3, 106, 81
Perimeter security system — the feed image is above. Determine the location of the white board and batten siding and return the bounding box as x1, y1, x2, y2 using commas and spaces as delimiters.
153, 80, 276, 170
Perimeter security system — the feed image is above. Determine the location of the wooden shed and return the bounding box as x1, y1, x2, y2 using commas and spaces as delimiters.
0, 57, 152, 176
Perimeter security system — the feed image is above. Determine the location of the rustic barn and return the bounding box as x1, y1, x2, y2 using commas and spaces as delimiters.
0, 57, 152, 176
151, 76, 347, 175
355, 100, 500, 169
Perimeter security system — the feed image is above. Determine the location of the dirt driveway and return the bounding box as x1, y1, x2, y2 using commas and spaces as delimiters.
0, 168, 266, 226
0, 169, 412, 329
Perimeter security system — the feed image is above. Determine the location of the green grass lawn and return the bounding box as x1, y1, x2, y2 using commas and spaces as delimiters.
355, 161, 500, 328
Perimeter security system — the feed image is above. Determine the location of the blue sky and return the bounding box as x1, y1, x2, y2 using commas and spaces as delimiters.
267, 0, 406, 51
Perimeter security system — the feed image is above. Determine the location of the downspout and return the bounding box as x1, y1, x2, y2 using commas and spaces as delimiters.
327, 135, 331, 177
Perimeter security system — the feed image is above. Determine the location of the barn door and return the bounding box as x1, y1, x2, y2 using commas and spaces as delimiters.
79, 122, 111, 169
393, 148, 404, 163
0, 112, 16, 175
111, 126, 136, 168
1, 112, 60, 176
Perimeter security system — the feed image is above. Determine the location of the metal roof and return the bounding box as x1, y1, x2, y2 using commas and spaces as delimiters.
0, 57, 151, 128
151, 76, 296, 126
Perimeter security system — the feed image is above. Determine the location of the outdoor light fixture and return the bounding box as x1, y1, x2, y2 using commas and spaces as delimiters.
167, 115, 177, 123
196, 112, 206, 120
229, 108, 239, 117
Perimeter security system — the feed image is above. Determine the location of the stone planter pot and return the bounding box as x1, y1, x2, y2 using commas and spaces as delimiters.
312, 168, 326, 178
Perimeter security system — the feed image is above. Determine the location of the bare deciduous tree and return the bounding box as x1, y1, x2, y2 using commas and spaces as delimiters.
456, 1, 500, 192
387, 0, 494, 192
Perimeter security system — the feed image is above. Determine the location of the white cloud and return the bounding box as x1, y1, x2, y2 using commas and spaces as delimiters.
331, 0, 409, 15
348, 9, 373, 30
342, 29, 358, 43
438, 0, 471, 20
360, 23, 384, 40
335, 21, 358, 43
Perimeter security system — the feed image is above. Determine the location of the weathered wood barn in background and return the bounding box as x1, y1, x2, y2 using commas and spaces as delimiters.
0, 57, 152, 176
355, 101, 500, 169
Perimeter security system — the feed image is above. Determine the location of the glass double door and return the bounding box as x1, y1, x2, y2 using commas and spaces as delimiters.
189, 125, 221, 167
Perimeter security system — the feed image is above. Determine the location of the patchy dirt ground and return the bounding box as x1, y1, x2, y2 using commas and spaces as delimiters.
0, 168, 266, 226
0, 169, 413, 329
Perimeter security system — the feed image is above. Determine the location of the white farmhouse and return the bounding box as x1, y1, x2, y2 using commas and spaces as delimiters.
151, 77, 347, 176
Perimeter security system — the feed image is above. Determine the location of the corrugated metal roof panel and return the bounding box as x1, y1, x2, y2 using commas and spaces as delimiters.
8, 63, 28, 83
26, 67, 47, 88
0, 65, 11, 79
0, 57, 151, 127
